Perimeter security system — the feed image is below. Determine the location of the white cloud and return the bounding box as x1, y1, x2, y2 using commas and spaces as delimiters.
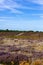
40, 15, 43, 18
26, 0, 43, 10
0, 16, 15, 19
32, 14, 43, 16
0, 0, 43, 14
32, 0, 43, 5
32, 14, 43, 18
27, 0, 43, 5
0, 0, 24, 14
0, 0, 34, 14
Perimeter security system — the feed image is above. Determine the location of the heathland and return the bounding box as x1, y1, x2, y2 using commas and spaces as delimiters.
0, 30, 43, 65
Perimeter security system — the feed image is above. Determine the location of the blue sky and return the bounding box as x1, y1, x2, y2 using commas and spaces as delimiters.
0, 0, 43, 31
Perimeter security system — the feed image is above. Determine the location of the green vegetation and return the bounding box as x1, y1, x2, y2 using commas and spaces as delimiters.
0, 29, 41, 32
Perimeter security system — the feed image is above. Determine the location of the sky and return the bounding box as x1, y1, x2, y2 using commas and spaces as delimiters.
0, 0, 43, 31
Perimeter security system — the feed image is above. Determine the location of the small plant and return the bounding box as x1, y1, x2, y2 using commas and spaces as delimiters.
19, 61, 29, 65
31, 59, 43, 65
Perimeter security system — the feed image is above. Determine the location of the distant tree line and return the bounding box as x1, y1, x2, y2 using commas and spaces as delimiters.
0, 29, 42, 32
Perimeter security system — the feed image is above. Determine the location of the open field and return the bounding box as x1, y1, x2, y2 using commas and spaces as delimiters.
0, 31, 43, 65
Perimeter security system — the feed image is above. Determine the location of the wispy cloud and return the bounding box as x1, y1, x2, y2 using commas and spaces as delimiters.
33, 0, 43, 5
0, 16, 15, 19
0, 0, 43, 14
0, 0, 43, 15
27, 0, 43, 5
40, 15, 43, 18
0, 0, 24, 14
32, 14, 43, 16
32, 14, 43, 18
0, 0, 35, 14
25, 0, 43, 10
